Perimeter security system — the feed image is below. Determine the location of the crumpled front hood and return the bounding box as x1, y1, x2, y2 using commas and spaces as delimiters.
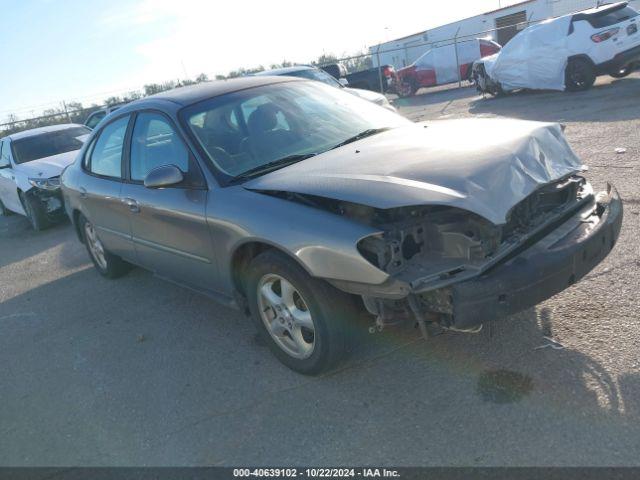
245, 119, 584, 225
13, 150, 79, 178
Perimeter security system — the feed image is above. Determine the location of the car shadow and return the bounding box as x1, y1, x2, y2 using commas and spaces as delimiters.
0, 215, 83, 270
345, 305, 632, 414
468, 76, 640, 123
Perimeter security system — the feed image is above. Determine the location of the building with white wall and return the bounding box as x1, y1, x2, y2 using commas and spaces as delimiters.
371, 0, 640, 69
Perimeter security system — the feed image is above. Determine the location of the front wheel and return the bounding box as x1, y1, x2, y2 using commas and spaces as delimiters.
19, 191, 50, 231
246, 250, 357, 375
79, 214, 131, 278
565, 58, 596, 92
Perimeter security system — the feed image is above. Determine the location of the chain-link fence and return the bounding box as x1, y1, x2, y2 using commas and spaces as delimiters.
0, 5, 611, 134
315, 16, 544, 96
0, 104, 105, 136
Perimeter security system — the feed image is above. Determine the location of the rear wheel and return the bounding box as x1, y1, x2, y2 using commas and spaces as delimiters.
609, 65, 634, 78
19, 191, 50, 231
565, 58, 596, 92
246, 250, 356, 375
79, 214, 131, 278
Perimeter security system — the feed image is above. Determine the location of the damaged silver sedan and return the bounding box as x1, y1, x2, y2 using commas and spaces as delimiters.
60, 77, 623, 374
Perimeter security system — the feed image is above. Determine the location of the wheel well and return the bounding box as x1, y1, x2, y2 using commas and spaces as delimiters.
567, 55, 595, 68
230, 242, 312, 297
230, 242, 276, 296
16, 188, 28, 212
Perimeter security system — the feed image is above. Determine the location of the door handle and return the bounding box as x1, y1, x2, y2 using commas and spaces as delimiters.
122, 197, 140, 213
79, 187, 87, 198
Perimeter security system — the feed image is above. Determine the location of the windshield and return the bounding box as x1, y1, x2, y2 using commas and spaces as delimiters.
284, 69, 343, 87
12, 127, 90, 164
182, 81, 408, 179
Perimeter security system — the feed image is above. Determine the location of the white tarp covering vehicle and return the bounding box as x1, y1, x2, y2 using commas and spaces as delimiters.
473, 2, 640, 94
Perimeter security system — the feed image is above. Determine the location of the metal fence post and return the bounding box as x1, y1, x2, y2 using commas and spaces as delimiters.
454, 27, 462, 88
62, 101, 71, 123
376, 45, 384, 94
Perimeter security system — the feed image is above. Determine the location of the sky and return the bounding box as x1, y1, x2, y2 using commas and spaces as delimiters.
0, 0, 523, 119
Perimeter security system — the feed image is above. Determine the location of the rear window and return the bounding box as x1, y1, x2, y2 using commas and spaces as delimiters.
584, 5, 639, 28
12, 127, 90, 164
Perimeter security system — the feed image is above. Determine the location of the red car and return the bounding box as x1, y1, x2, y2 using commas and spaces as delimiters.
395, 38, 501, 97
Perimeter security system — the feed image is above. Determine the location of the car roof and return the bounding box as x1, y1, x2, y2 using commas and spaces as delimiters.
254, 66, 315, 76
4, 123, 86, 141
127, 76, 302, 110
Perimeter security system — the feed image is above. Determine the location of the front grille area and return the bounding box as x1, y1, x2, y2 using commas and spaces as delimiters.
501, 175, 585, 240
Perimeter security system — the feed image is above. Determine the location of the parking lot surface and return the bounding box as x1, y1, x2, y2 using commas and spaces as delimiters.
1, 74, 639, 466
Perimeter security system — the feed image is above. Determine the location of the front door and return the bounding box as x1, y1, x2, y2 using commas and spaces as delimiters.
120, 112, 215, 291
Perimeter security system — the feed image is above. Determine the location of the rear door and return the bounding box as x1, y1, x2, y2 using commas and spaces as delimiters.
119, 111, 215, 291
79, 114, 134, 260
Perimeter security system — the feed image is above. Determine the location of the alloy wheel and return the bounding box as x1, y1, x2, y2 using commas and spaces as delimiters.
257, 273, 315, 359
84, 221, 108, 270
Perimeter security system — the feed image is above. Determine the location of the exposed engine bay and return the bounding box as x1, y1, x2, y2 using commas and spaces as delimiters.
260, 173, 616, 334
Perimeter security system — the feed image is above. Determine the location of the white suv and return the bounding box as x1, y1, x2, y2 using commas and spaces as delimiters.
0, 124, 90, 230
474, 2, 640, 94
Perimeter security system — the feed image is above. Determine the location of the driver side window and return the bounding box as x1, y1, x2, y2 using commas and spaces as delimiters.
130, 113, 190, 183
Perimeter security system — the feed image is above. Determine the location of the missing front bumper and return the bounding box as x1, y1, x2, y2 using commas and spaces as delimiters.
422, 185, 623, 329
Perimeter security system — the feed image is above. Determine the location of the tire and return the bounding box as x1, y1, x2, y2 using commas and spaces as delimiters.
246, 250, 357, 375
19, 191, 50, 231
397, 80, 416, 98
565, 58, 596, 92
609, 65, 633, 78
78, 214, 131, 279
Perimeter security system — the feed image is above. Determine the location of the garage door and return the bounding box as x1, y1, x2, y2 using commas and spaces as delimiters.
495, 11, 527, 45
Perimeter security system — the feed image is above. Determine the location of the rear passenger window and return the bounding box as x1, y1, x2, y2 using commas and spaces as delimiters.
89, 115, 129, 178
130, 113, 190, 182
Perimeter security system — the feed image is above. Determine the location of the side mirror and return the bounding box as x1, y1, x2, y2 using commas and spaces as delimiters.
0, 161, 10, 169
338, 78, 349, 87
144, 164, 184, 189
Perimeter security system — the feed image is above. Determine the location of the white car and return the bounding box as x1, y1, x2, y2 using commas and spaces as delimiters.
0, 124, 90, 230
254, 66, 397, 111
473, 2, 640, 94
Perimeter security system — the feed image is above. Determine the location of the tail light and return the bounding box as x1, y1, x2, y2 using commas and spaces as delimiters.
591, 27, 620, 43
